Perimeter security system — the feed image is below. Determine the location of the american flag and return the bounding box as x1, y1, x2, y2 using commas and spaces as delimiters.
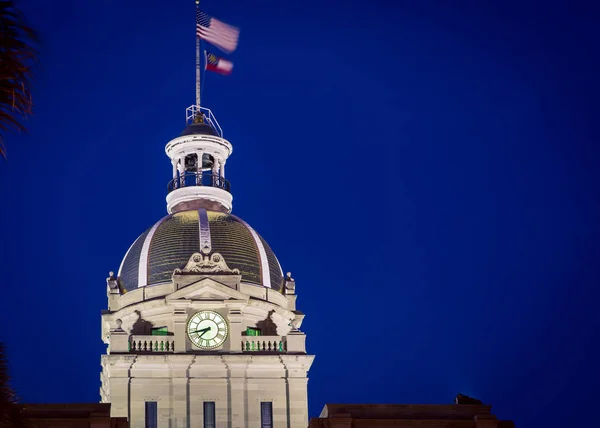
196, 9, 239, 54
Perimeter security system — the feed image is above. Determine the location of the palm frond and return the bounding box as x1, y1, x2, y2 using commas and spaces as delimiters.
0, 0, 39, 159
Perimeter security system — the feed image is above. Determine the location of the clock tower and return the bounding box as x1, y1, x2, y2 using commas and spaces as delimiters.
100, 106, 313, 428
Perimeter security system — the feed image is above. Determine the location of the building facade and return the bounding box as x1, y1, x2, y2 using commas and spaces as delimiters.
21, 404, 128, 428
308, 403, 515, 428
100, 106, 314, 428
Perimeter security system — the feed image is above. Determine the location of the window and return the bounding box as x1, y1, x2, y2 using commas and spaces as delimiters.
151, 327, 168, 336
246, 327, 261, 336
145, 402, 157, 428
260, 402, 273, 428
204, 402, 215, 428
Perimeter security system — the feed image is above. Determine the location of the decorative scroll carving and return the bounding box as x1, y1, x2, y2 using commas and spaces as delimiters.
174, 252, 240, 275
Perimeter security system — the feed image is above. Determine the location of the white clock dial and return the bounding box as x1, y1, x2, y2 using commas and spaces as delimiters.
187, 310, 228, 349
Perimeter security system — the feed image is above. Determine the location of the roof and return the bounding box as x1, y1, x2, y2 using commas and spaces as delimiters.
20, 404, 128, 428
118, 210, 283, 292
179, 122, 219, 137
311, 404, 514, 428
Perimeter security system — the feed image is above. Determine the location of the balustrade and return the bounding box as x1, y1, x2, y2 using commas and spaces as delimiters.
167, 172, 230, 193
241, 336, 287, 353
129, 335, 175, 353
125, 335, 291, 353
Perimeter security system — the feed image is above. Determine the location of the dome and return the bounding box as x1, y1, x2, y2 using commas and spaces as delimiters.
118, 210, 284, 292
180, 122, 219, 137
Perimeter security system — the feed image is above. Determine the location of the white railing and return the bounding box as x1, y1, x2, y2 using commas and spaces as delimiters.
242, 336, 287, 353
130, 335, 175, 353
186, 105, 223, 138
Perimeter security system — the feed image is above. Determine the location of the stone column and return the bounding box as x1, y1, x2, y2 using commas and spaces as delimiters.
280, 355, 315, 428
286, 377, 309, 428
178, 157, 185, 187
173, 308, 188, 353
225, 356, 248, 428
170, 355, 195, 428
196, 152, 202, 185
212, 159, 220, 187
227, 309, 243, 353
103, 355, 137, 418
108, 377, 130, 418
171, 378, 187, 428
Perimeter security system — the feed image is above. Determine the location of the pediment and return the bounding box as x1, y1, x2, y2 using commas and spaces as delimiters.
166, 277, 249, 302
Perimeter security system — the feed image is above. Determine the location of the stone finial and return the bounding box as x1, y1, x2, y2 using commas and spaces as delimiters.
285, 272, 296, 294
106, 271, 119, 292
111, 318, 125, 333
109, 319, 128, 352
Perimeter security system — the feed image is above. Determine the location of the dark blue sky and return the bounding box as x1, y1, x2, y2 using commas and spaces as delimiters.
1, 0, 599, 426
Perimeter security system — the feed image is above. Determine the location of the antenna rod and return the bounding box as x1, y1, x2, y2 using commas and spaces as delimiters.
195, 0, 201, 107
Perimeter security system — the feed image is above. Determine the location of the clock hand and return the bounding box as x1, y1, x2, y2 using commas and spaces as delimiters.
199, 326, 212, 338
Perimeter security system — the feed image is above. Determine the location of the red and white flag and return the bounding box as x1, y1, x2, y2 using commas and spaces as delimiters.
196, 9, 239, 54
205, 51, 233, 75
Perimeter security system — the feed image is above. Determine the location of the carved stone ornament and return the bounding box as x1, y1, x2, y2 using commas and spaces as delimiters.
174, 252, 240, 275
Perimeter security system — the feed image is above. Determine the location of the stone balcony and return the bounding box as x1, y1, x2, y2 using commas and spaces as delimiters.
241, 336, 286, 353
129, 335, 175, 353
108, 330, 306, 354
167, 172, 230, 194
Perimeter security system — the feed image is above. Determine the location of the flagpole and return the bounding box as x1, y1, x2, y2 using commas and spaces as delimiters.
195, 0, 201, 108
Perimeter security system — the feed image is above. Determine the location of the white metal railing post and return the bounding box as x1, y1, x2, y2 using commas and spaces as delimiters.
184, 105, 223, 138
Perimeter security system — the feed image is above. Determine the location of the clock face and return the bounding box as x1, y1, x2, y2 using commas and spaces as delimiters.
187, 310, 228, 349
